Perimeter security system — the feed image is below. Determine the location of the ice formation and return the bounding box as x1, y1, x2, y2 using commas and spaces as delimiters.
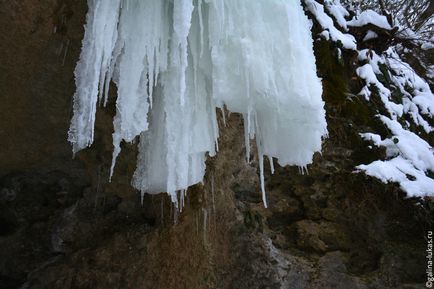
69, 0, 327, 206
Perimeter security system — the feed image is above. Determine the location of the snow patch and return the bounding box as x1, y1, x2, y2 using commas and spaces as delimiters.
304, 0, 356, 50
324, 0, 349, 31
363, 30, 378, 41
357, 116, 434, 197
347, 10, 393, 30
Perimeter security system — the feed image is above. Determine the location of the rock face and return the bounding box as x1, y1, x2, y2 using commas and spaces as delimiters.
0, 1, 432, 289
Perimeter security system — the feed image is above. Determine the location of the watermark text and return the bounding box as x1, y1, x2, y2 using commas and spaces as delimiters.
427, 231, 433, 288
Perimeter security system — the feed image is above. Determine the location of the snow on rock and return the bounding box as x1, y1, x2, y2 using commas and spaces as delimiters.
303, 0, 434, 197
385, 48, 434, 132
355, 47, 434, 196
347, 10, 393, 30
357, 157, 434, 197
357, 116, 434, 197
355, 46, 434, 197
421, 37, 434, 50
362, 30, 378, 41
69, 0, 327, 206
323, 0, 349, 31
304, 0, 356, 50
356, 63, 403, 117
357, 48, 434, 133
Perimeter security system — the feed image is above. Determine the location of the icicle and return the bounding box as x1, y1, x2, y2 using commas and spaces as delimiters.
255, 111, 268, 208
173, 202, 179, 224
244, 113, 251, 163
269, 156, 275, 174
69, 0, 326, 208
109, 127, 121, 180
259, 154, 268, 208
179, 189, 186, 212
172, 0, 194, 106
221, 107, 226, 127
198, 0, 204, 58
140, 191, 144, 205
68, 0, 121, 154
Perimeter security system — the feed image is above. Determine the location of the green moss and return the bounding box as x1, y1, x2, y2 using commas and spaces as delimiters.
314, 39, 349, 104
378, 63, 392, 85
244, 210, 263, 231
390, 87, 404, 103
404, 82, 415, 94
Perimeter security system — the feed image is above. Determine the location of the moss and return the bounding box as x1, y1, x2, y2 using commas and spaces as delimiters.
390, 87, 404, 103
243, 210, 263, 231
314, 40, 349, 105
378, 63, 392, 85
404, 82, 415, 94
314, 39, 389, 138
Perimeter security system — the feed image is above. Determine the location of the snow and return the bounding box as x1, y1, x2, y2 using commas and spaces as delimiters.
421, 38, 434, 50
428, 65, 434, 79
301, 0, 434, 198
347, 10, 393, 30
381, 116, 434, 172
304, 0, 356, 50
356, 46, 434, 136
356, 63, 403, 117
362, 30, 378, 41
357, 116, 434, 196
355, 46, 434, 197
69, 0, 327, 206
324, 0, 349, 31
357, 157, 434, 197
384, 48, 434, 132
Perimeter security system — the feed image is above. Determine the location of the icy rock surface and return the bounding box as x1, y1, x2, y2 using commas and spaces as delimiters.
69, 0, 327, 206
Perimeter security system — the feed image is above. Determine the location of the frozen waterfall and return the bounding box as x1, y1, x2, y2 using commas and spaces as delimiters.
68, 0, 327, 207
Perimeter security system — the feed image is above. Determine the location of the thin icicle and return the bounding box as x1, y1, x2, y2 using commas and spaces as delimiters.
244, 113, 251, 163
221, 107, 226, 127
198, 0, 204, 58
179, 189, 186, 212
269, 156, 275, 174
259, 154, 268, 208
